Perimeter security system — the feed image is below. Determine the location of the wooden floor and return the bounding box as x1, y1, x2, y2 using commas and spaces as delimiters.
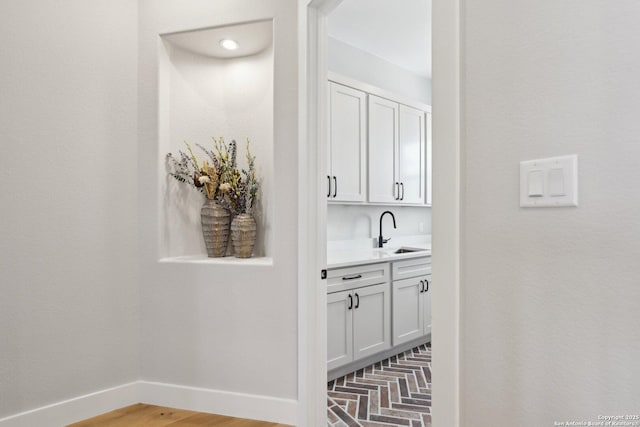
67, 404, 292, 427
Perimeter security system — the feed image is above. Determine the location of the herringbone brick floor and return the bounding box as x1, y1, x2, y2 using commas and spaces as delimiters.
327, 343, 431, 427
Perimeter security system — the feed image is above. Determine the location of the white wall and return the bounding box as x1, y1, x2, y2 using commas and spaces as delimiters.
138, 0, 299, 417
328, 37, 431, 104
328, 205, 431, 242
0, 0, 138, 419
461, 1, 640, 425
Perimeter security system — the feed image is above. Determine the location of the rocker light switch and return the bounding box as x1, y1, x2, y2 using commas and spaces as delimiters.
520, 155, 578, 207
548, 168, 565, 196
527, 170, 544, 197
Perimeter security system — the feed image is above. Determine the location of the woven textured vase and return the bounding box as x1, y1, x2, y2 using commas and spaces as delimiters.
230, 213, 257, 258
201, 199, 230, 257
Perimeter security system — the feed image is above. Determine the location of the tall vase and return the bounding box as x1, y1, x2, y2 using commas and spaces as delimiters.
230, 213, 257, 258
201, 198, 230, 257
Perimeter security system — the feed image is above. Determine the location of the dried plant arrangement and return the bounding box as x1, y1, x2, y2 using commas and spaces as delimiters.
166, 136, 260, 258
166, 137, 237, 201
242, 140, 259, 215
166, 136, 259, 206
217, 139, 259, 215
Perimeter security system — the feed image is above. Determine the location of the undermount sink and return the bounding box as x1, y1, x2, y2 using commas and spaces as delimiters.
393, 247, 425, 254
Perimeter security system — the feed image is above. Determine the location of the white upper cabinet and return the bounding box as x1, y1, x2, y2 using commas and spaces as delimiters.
328, 82, 367, 202
398, 105, 426, 204
368, 95, 399, 203
369, 96, 427, 205
327, 75, 431, 205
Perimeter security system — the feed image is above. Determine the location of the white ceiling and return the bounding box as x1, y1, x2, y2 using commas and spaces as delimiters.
328, 0, 431, 78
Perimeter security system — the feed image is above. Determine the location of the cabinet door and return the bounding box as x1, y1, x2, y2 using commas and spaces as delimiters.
353, 283, 391, 360
423, 274, 432, 336
368, 95, 399, 203
329, 82, 367, 202
398, 105, 425, 204
392, 278, 424, 346
327, 290, 353, 370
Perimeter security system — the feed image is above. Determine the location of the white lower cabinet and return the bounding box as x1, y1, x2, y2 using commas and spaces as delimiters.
327, 290, 353, 370
327, 257, 431, 372
423, 273, 432, 336
327, 282, 391, 371
392, 277, 424, 345
392, 258, 432, 346
353, 283, 391, 360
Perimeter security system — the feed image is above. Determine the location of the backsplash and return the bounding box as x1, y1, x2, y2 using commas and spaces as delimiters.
327, 204, 432, 242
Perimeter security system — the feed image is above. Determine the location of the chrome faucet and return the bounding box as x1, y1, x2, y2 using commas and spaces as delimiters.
378, 211, 397, 248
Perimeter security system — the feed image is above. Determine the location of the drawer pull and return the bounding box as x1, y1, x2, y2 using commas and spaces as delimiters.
342, 274, 362, 281
425, 279, 430, 292
419, 280, 424, 293
347, 294, 353, 310
354, 293, 360, 309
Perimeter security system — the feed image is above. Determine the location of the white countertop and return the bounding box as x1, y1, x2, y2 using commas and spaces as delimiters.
327, 236, 431, 269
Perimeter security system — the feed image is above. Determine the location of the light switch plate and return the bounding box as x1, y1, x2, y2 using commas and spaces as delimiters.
520, 155, 578, 207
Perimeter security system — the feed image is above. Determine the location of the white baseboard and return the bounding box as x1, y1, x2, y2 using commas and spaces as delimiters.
0, 381, 298, 427
0, 382, 139, 427
138, 381, 297, 425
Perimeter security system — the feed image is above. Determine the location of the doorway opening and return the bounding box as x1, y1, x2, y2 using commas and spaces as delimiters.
324, 1, 433, 425
298, 0, 460, 425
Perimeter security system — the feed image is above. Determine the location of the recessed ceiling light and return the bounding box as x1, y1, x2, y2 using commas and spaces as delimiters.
220, 39, 239, 50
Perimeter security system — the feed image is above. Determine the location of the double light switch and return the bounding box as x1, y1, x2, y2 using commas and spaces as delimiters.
520, 155, 578, 207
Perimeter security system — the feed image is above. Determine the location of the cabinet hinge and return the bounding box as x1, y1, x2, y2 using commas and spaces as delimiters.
321, 269, 327, 279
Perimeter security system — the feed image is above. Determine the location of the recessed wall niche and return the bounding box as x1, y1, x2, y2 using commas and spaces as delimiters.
158, 20, 273, 262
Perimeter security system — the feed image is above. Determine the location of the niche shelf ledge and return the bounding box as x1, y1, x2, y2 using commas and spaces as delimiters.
159, 255, 273, 266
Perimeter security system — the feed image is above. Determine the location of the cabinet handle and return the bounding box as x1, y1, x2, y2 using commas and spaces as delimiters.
400, 182, 405, 200
333, 176, 337, 198
327, 175, 331, 198
420, 280, 424, 293
425, 279, 429, 292
354, 293, 360, 309
347, 294, 353, 310
342, 274, 362, 281
395, 182, 400, 200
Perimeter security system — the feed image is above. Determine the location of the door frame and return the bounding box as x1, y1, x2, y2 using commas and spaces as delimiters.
297, 0, 462, 425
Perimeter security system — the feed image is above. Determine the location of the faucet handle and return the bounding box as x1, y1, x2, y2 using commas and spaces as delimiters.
383, 237, 391, 244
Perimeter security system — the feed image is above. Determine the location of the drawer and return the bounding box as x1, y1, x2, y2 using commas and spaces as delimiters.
327, 263, 390, 294
392, 256, 431, 281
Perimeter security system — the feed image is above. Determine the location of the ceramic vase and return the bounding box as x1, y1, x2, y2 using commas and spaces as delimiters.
230, 213, 257, 258
201, 198, 230, 257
